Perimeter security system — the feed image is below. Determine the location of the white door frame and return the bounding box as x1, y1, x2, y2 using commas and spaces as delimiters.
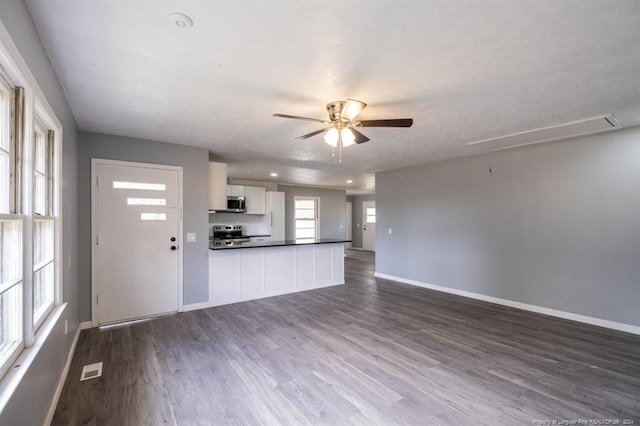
91, 158, 184, 327
345, 202, 352, 249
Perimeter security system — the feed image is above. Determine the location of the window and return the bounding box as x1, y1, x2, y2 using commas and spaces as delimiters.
295, 197, 319, 242
32, 122, 55, 327
0, 74, 23, 379
366, 206, 376, 223
0, 43, 61, 381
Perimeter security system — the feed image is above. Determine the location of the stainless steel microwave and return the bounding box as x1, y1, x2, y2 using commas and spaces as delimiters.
226, 196, 246, 213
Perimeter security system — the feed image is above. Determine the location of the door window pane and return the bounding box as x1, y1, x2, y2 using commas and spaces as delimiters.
113, 181, 165, 191
366, 207, 376, 224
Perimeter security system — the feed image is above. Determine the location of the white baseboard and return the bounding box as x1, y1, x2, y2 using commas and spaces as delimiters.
374, 272, 640, 336
182, 301, 215, 312
44, 324, 82, 426
79, 321, 92, 330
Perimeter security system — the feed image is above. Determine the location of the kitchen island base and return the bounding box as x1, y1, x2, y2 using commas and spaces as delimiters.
208, 242, 346, 307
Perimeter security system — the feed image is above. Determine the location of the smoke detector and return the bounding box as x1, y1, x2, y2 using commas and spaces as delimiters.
170, 12, 193, 29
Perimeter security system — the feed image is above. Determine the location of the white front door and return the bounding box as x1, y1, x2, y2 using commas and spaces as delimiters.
362, 200, 376, 251
93, 161, 181, 325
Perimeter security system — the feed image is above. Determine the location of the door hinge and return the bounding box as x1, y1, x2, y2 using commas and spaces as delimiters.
96, 235, 99, 245
96, 294, 99, 304
96, 176, 98, 186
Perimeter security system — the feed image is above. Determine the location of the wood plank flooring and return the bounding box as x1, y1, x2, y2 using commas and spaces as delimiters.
53, 250, 640, 425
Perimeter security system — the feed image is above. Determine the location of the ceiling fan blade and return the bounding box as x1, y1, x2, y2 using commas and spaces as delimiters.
294, 127, 331, 140
359, 118, 413, 128
351, 128, 370, 144
273, 113, 328, 124
341, 99, 367, 121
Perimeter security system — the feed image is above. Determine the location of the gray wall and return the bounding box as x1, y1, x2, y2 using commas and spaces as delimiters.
347, 194, 376, 248
278, 185, 346, 240
376, 126, 640, 327
78, 132, 210, 315
0, 0, 79, 424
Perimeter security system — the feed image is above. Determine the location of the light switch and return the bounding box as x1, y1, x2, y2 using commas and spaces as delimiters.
388, 228, 392, 234
186, 232, 196, 242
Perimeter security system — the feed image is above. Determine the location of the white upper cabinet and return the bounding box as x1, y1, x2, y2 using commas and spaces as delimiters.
208, 162, 227, 211
245, 186, 266, 215
227, 185, 245, 197
266, 191, 285, 219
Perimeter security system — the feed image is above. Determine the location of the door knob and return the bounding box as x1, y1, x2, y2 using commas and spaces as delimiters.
170, 237, 176, 242
170, 245, 177, 251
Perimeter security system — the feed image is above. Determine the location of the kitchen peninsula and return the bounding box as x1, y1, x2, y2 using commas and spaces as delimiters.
208, 239, 350, 307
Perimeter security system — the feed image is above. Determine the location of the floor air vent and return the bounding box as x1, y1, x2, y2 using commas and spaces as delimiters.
80, 362, 103, 381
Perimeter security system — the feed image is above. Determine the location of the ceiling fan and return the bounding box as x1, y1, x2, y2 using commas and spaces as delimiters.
273, 99, 413, 160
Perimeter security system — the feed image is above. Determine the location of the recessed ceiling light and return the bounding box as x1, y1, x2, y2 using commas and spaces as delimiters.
170, 12, 193, 28
270, 172, 278, 177
346, 179, 353, 184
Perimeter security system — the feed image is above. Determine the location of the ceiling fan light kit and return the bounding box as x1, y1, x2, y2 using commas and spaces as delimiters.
274, 98, 413, 162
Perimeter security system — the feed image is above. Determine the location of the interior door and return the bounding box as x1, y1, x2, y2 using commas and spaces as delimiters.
95, 162, 181, 325
362, 200, 376, 251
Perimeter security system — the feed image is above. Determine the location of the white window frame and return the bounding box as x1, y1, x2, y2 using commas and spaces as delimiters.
0, 20, 63, 384
0, 63, 24, 381
294, 196, 320, 241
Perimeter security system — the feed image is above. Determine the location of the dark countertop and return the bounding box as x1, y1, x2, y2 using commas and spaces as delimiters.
210, 238, 351, 250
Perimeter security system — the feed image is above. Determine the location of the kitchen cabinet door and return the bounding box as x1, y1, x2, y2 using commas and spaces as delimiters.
208, 162, 227, 211
245, 186, 266, 214
227, 185, 245, 197
266, 191, 285, 219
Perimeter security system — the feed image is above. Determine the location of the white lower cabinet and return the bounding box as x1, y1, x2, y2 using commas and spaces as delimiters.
208, 243, 345, 306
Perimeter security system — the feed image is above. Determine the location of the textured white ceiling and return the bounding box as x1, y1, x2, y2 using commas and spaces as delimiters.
26, 0, 640, 194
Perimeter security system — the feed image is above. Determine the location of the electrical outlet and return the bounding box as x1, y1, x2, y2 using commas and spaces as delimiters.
388, 228, 392, 235
186, 233, 196, 242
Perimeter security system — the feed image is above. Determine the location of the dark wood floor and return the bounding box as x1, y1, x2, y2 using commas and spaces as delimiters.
53, 250, 640, 425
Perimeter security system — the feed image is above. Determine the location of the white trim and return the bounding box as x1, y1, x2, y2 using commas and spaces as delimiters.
293, 195, 320, 241
43, 322, 82, 426
0, 304, 65, 414
374, 272, 640, 336
348, 247, 368, 251
79, 321, 92, 330
91, 159, 184, 327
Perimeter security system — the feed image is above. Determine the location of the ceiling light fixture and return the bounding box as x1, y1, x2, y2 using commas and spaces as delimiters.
270, 172, 278, 177
170, 12, 193, 28
274, 99, 413, 163
324, 128, 355, 147
346, 179, 353, 184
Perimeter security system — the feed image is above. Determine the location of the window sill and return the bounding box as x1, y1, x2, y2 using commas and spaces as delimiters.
0, 303, 67, 413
